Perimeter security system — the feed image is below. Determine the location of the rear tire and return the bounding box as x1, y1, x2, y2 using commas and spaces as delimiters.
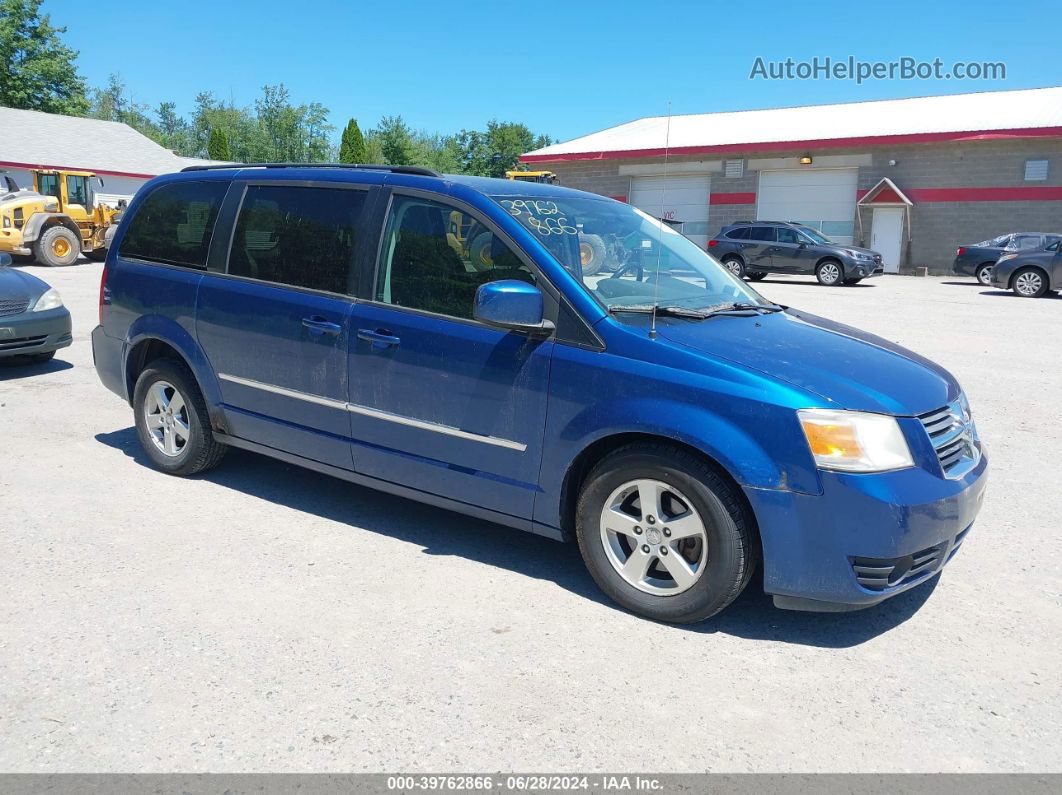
1011, 267, 1048, 298
815, 259, 843, 286
575, 443, 756, 623
133, 357, 227, 476
34, 226, 80, 267
721, 257, 745, 279
975, 263, 994, 286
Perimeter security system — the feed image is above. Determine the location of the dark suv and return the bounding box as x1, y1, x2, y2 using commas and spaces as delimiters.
708, 221, 884, 286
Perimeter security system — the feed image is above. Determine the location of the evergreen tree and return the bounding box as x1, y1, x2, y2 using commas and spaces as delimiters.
338, 118, 368, 163
207, 127, 232, 160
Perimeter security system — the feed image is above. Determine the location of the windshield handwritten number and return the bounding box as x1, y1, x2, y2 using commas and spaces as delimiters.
528, 216, 578, 236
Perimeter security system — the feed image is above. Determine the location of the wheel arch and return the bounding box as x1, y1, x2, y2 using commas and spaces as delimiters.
557, 431, 762, 558
23, 213, 80, 245
815, 255, 844, 269
1009, 264, 1051, 288
123, 319, 223, 427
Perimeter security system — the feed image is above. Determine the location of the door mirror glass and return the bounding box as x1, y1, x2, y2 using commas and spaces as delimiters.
473, 280, 552, 334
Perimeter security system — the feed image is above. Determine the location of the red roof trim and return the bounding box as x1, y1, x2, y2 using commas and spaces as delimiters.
710, 192, 757, 205
520, 126, 1062, 163
0, 159, 159, 179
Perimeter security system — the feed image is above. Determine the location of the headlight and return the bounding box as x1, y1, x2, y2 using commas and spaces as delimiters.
798, 408, 914, 473
997, 253, 1017, 263
32, 287, 63, 312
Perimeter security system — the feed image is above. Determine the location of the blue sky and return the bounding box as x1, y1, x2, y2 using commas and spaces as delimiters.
51, 0, 1061, 144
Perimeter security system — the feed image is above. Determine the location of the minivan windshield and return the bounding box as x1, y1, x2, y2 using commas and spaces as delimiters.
490, 195, 770, 312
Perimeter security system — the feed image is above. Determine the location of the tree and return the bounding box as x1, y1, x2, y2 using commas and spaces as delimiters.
458, 121, 552, 178
207, 127, 232, 160
0, 0, 87, 114
374, 116, 418, 165
338, 118, 367, 163
89, 73, 162, 143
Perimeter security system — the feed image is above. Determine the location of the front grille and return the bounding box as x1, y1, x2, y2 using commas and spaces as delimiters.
0, 334, 46, 351
851, 543, 947, 591
0, 298, 30, 318
919, 401, 979, 478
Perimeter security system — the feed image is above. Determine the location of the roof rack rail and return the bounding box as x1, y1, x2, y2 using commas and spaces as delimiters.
179, 162, 442, 177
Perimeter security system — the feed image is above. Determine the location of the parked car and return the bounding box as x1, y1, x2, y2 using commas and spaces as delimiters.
953, 232, 1060, 286
991, 239, 1061, 297
707, 221, 884, 286
0, 252, 72, 363
92, 164, 987, 623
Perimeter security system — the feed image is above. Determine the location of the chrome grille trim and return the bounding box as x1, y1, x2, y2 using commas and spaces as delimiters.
918, 399, 980, 479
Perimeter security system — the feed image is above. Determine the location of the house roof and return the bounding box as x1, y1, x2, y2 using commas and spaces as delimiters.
522, 86, 1062, 163
0, 106, 192, 178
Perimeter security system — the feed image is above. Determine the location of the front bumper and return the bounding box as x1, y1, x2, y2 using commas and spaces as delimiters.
842, 259, 883, 278
0, 307, 72, 358
745, 451, 988, 610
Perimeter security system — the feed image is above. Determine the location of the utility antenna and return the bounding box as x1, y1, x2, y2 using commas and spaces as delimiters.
649, 102, 672, 341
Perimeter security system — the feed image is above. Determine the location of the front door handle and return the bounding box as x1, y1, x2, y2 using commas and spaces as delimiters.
302, 316, 342, 336
357, 328, 401, 348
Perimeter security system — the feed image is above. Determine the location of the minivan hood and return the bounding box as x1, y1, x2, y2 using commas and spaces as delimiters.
659, 309, 958, 415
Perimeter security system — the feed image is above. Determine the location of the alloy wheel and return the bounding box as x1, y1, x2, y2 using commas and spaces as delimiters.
143, 380, 190, 457
1015, 271, 1043, 296
819, 262, 840, 284
599, 479, 708, 595
976, 264, 993, 286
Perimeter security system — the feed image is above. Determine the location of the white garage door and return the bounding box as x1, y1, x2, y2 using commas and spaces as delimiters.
757, 168, 858, 245
629, 175, 711, 247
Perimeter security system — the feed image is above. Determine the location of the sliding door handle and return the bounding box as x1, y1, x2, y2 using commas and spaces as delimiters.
357, 328, 401, 347
302, 316, 342, 336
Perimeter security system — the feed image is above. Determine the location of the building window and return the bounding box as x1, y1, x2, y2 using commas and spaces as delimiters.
724, 159, 744, 179
1024, 159, 1049, 181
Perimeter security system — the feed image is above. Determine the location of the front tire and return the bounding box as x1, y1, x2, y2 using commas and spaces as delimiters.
578, 234, 607, 276
133, 357, 227, 476
87, 248, 108, 262
1011, 267, 1048, 298
34, 226, 80, 267
975, 263, 994, 286
815, 259, 843, 286
721, 257, 745, 279
575, 444, 756, 623
746, 272, 767, 281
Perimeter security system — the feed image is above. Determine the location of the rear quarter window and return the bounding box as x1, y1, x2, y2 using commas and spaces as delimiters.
725, 227, 750, 240
119, 180, 228, 269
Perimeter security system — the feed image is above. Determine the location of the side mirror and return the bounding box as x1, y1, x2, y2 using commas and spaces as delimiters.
0, 252, 11, 267
473, 280, 554, 336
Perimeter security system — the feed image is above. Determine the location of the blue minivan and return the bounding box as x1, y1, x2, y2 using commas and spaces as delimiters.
91, 164, 987, 622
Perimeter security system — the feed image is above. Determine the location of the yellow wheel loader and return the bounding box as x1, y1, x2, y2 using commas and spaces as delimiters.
0, 170, 124, 266
505, 170, 557, 184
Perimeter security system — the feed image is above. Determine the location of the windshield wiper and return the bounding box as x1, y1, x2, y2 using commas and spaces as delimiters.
609, 305, 711, 318
702, 301, 785, 317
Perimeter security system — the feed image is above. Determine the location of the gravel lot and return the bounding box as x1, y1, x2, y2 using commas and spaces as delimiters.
2, 262, 1060, 773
